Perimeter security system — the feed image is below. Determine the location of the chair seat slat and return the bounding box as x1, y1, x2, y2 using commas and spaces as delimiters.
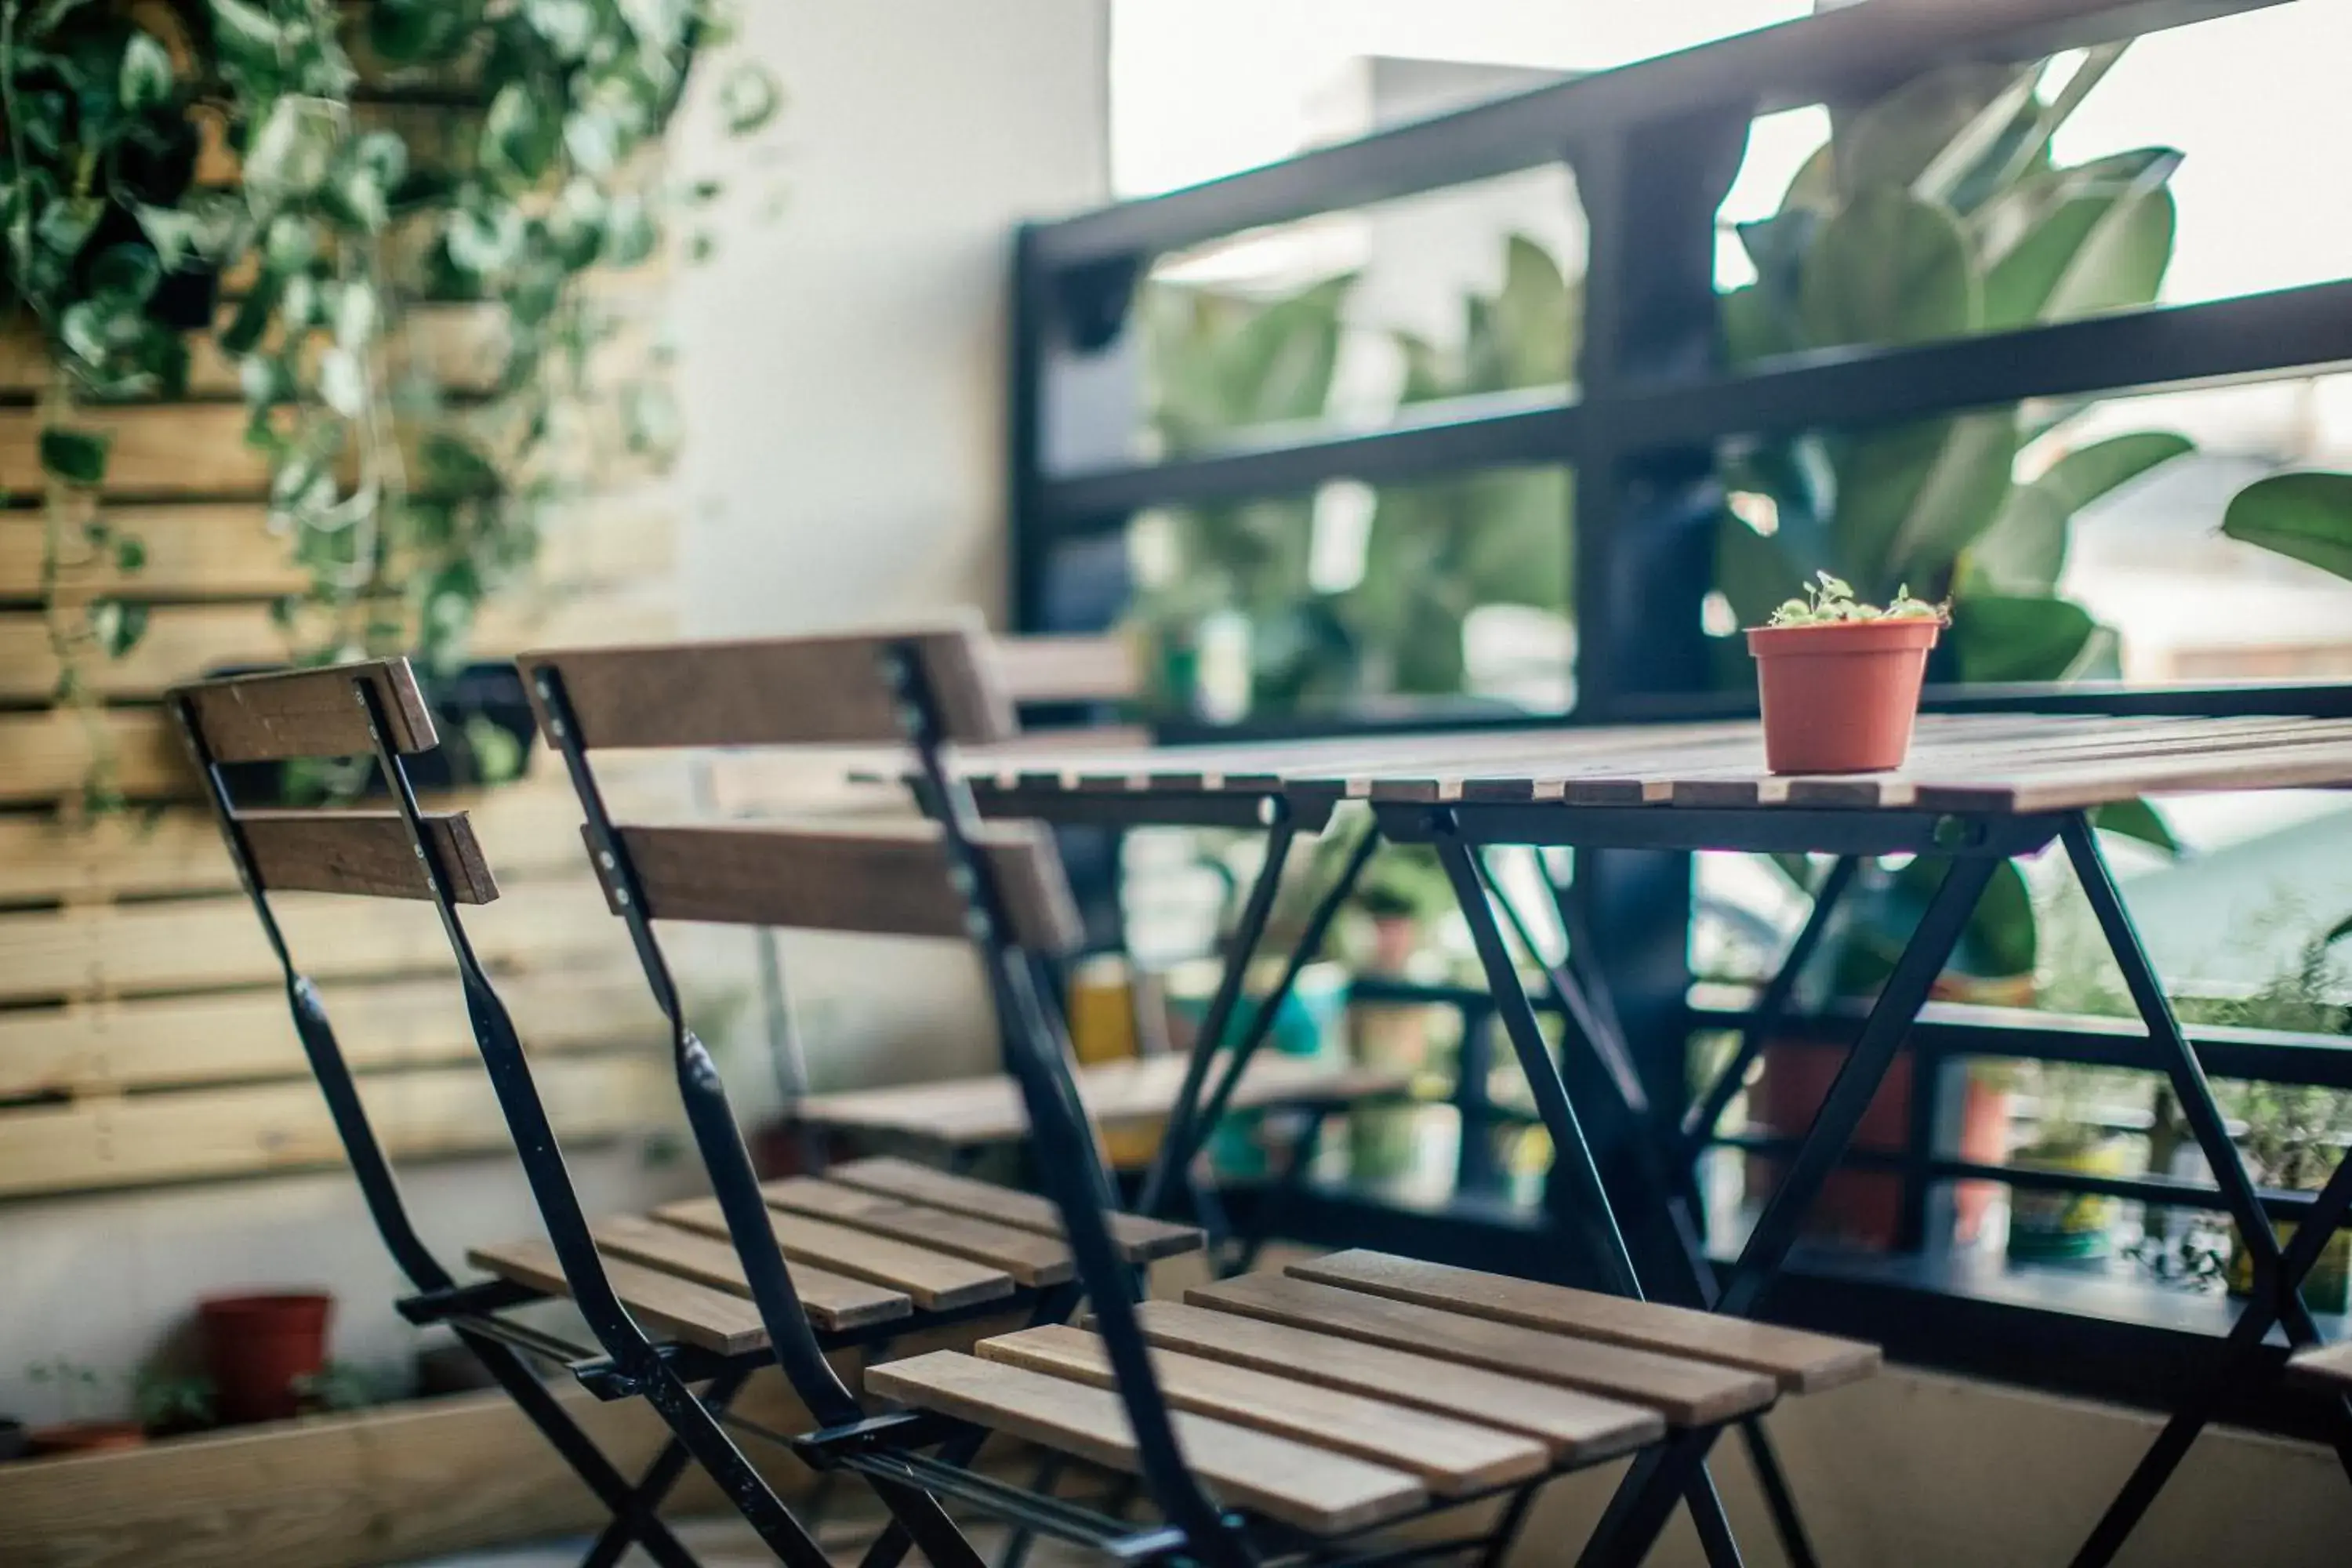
589, 1214, 912, 1332
977, 1324, 1548, 1494
822, 1156, 1204, 1261
1127, 1301, 1661, 1462
866, 1350, 1428, 1533
1188, 1272, 1775, 1426
655, 1195, 1015, 1309
467, 1236, 768, 1356
1290, 1250, 1880, 1394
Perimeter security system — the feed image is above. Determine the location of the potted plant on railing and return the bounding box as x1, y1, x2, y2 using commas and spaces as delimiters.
2005, 1062, 2129, 1267
2200, 930, 2352, 1313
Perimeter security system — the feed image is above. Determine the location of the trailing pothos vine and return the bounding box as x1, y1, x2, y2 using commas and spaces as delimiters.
1, 0, 779, 808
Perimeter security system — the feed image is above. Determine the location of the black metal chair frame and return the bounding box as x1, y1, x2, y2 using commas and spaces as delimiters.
175, 664, 1014, 1568
568, 638, 1755, 1568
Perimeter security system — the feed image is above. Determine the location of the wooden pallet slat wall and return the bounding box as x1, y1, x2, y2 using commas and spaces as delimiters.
0, 152, 682, 1203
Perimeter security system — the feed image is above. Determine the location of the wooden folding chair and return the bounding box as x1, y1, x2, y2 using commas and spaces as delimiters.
515, 622, 1885, 1568
169, 658, 1197, 1568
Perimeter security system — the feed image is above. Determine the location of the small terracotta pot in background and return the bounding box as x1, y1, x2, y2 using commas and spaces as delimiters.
1748, 617, 1941, 774
200, 1292, 332, 1425
27, 1421, 146, 1456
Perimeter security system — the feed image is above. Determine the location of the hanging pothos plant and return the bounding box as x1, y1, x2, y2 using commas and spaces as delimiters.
1, 0, 779, 808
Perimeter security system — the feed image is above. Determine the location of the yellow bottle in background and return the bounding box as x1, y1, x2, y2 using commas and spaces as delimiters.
1065, 953, 1163, 1168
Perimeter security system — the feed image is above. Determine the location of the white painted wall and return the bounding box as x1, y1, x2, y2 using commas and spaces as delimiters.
0, 0, 1110, 1421
666, 0, 1111, 1101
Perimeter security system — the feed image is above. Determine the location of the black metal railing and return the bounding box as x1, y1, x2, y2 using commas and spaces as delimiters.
1006, 0, 2352, 1421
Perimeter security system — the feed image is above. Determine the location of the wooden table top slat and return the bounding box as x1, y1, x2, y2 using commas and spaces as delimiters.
957, 713, 2352, 815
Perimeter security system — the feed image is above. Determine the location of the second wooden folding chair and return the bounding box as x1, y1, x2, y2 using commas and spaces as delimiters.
514, 622, 1886, 1568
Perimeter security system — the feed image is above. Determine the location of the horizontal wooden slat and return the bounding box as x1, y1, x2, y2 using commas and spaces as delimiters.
793, 1054, 1408, 1149
866, 1350, 1426, 1532
519, 619, 1014, 751
608, 821, 1081, 953
0, 594, 672, 702
466, 1236, 768, 1356
761, 1178, 1073, 1286
0, 304, 507, 402
1128, 1301, 1662, 1462
0, 1053, 662, 1199
993, 634, 1141, 706
1289, 1250, 1880, 1395
0, 708, 191, 803
177, 658, 435, 761
1187, 1272, 1777, 1427
0, 969, 662, 1099
0, 495, 676, 601
586, 1214, 912, 1333
236, 808, 497, 903
822, 1156, 1203, 1263
0, 879, 627, 1004
655, 1195, 1014, 1312
2290, 1339, 2352, 1390
0, 769, 675, 906
978, 1324, 1548, 1494
0, 405, 266, 495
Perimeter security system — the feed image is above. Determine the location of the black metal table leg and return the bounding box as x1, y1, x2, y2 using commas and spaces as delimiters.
1139, 809, 1299, 1216
2060, 815, 2352, 1566
1577, 852, 1999, 1568
1432, 822, 1747, 1568
1480, 850, 1822, 1568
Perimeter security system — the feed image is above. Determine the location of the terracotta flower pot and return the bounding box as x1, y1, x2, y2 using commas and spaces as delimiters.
1748, 618, 1941, 774
200, 1292, 332, 1425
28, 1421, 146, 1456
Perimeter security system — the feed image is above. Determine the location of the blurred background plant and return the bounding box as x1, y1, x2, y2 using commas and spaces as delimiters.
1131, 234, 1574, 714
1713, 45, 2194, 687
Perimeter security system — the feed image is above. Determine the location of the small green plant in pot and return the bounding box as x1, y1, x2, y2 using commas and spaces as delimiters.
2006, 1062, 2129, 1267
1748, 575, 1947, 773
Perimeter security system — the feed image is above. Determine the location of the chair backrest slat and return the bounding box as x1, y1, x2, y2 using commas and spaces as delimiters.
994, 633, 1140, 708
603, 822, 1080, 952
239, 808, 498, 903
521, 620, 1014, 752
178, 659, 436, 761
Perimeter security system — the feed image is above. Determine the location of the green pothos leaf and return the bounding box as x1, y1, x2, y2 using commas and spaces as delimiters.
38, 426, 112, 486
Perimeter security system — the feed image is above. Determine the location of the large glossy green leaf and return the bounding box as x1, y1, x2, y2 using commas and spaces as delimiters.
1713, 510, 1807, 630
1968, 431, 2192, 593
1832, 411, 2018, 595
1483, 236, 1575, 389
2222, 471, 2352, 584
1980, 149, 2179, 328
1798, 188, 1978, 350
2091, 798, 2180, 855
1831, 63, 2025, 198
1951, 592, 2096, 682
